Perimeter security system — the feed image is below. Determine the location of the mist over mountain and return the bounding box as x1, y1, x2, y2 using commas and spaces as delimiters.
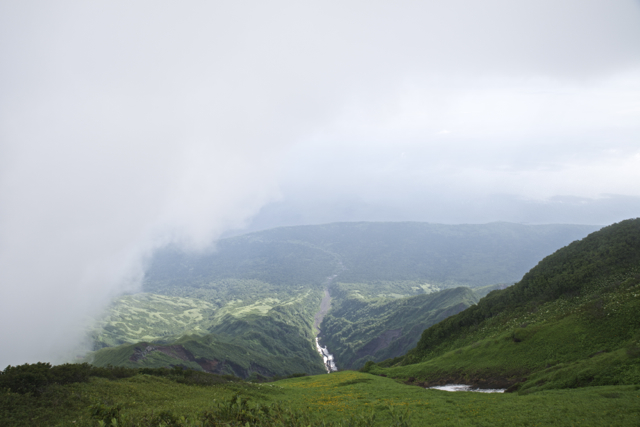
1, 3, 639, 423
1, 1, 639, 368
148, 222, 600, 289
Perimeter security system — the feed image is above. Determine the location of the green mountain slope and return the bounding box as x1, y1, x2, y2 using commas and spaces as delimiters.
90, 331, 325, 380
320, 286, 478, 370
89, 284, 327, 378
89, 293, 326, 379
91, 293, 217, 348
88, 221, 599, 378
369, 218, 640, 393
91, 283, 321, 349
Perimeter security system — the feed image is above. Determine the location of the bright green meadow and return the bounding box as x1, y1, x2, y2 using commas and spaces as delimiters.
2, 368, 639, 426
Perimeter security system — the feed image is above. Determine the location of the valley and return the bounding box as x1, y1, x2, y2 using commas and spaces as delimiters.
313, 287, 338, 372
86, 221, 599, 378
5, 219, 640, 426
313, 288, 332, 333
4, 2, 638, 425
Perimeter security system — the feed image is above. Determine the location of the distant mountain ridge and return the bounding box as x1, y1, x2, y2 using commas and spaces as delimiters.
144, 221, 600, 290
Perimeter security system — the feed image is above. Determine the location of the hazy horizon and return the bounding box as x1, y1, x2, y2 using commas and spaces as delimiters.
1, 1, 639, 367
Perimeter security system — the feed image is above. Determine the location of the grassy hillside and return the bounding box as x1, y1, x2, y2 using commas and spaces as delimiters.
90, 330, 325, 379
88, 288, 326, 379
92, 284, 321, 348
2, 365, 639, 426
91, 293, 217, 348
320, 286, 478, 370
368, 219, 640, 393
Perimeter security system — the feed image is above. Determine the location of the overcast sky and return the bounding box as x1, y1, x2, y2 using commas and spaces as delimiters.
1, 1, 639, 366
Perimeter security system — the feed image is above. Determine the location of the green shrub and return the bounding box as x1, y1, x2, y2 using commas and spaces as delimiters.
359, 361, 376, 373
388, 405, 411, 427
90, 401, 124, 424
0, 362, 92, 395
626, 344, 640, 358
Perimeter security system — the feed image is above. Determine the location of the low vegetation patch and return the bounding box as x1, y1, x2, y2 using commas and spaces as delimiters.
2, 366, 639, 426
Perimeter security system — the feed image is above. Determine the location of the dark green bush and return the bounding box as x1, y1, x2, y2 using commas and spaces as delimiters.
626, 344, 640, 358
287, 372, 307, 378
0, 362, 92, 395
90, 401, 124, 424
359, 360, 376, 373
90, 364, 138, 379
0, 362, 243, 397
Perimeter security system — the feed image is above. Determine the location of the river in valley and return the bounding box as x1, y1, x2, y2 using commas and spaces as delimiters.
314, 276, 339, 372
316, 337, 337, 373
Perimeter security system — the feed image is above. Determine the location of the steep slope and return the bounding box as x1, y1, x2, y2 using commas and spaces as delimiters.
91, 293, 217, 348
89, 284, 327, 378
320, 286, 478, 370
89, 295, 326, 379
369, 219, 640, 393
91, 283, 321, 349
89, 332, 324, 380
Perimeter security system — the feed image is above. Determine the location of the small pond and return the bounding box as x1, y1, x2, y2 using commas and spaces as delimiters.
427, 384, 505, 393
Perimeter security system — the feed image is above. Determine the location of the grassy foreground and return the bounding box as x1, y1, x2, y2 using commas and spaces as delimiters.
2, 369, 639, 426
273, 371, 640, 426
